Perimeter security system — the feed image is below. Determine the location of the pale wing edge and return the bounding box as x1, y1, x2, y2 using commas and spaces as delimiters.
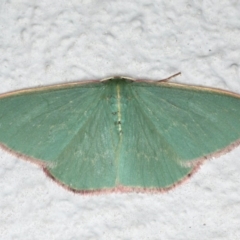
0, 80, 101, 99
133, 80, 240, 99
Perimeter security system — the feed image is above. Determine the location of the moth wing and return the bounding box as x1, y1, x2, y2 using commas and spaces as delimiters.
0, 82, 118, 191
119, 82, 240, 189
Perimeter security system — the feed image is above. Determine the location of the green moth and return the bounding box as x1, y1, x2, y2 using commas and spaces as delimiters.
0, 73, 240, 193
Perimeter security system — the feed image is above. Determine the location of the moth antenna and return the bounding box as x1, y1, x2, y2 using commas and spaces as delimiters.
157, 72, 181, 82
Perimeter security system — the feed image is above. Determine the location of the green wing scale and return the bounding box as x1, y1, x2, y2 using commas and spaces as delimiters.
0, 77, 240, 193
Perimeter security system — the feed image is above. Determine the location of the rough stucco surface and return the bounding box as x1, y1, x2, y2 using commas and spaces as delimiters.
0, 0, 240, 239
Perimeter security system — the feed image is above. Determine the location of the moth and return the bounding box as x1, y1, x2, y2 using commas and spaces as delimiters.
0, 73, 240, 193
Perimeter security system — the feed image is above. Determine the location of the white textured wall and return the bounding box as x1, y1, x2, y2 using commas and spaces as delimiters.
1, 1, 240, 239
